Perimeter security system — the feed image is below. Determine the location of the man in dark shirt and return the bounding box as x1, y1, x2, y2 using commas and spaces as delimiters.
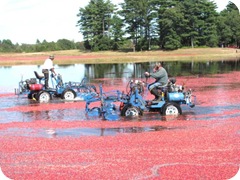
145, 62, 168, 101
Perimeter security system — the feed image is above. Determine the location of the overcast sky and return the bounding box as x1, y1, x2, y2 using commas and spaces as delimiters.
0, 0, 239, 44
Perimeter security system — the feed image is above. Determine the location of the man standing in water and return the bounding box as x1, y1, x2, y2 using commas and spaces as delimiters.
42, 55, 56, 89
144, 62, 168, 101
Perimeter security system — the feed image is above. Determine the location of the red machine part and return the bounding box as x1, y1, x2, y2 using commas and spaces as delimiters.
29, 84, 43, 91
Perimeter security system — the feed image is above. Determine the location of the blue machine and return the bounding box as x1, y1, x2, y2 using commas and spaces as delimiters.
120, 78, 195, 116
85, 84, 122, 120
15, 71, 97, 103
85, 77, 196, 120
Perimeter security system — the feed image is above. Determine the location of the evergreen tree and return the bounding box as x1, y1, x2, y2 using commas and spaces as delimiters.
77, 0, 115, 51
178, 0, 218, 48
218, 2, 240, 48
120, 0, 156, 51
110, 14, 125, 50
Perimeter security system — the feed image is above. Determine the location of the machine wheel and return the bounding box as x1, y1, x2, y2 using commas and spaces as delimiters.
36, 91, 51, 103
162, 102, 182, 115
61, 89, 76, 100
121, 105, 143, 117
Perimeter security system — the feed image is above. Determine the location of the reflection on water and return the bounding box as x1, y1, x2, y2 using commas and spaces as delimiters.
1, 93, 239, 123
86, 60, 240, 78
0, 59, 239, 93
0, 125, 185, 138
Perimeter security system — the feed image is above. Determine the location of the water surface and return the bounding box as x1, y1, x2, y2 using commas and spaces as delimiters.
0, 59, 240, 137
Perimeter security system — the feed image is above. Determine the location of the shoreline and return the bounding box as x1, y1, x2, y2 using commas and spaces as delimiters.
0, 48, 239, 66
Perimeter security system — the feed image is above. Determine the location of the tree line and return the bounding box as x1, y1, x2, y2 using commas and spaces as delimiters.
0, 39, 84, 53
1, 0, 239, 53
77, 0, 240, 51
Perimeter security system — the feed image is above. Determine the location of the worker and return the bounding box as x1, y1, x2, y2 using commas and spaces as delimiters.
144, 62, 168, 101
42, 55, 56, 89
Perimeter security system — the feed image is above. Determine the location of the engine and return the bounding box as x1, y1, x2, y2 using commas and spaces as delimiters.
167, 78, 184, 92
18, 78, 43, 94
128, 79, 145, 95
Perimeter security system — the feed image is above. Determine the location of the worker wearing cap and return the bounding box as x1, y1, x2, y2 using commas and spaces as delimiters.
42, 55, 56, 89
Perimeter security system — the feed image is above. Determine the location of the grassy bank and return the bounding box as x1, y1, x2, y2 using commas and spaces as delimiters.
0, 48, 239, 66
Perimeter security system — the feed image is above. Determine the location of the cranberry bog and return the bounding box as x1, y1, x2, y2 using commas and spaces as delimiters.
0, 66, 240, 179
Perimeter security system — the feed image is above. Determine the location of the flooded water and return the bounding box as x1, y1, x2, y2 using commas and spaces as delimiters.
0, 125, 181, 138
0, 59, 240, 137
0, 60, 239, 92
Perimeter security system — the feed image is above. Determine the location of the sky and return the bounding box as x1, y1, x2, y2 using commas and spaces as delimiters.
0, 0, 239, 45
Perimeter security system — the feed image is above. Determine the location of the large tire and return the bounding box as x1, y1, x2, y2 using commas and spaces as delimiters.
61, 89, 76, 100
36, 91, 51, 103
162, 102, 182, 115
121, 105, 143, 117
